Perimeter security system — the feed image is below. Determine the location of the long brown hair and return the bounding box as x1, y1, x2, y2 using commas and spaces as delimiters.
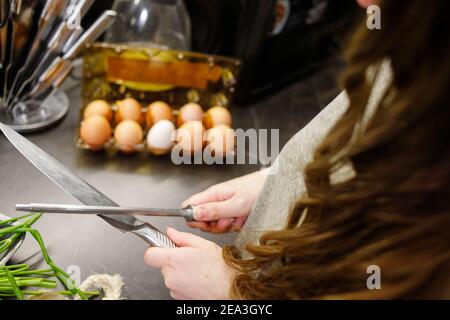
224, 0, 450, 299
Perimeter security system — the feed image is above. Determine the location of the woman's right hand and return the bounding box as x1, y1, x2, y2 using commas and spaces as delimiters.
182, 169, 269, 234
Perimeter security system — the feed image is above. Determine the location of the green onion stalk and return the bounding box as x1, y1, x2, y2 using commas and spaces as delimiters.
0, 213, 100, 300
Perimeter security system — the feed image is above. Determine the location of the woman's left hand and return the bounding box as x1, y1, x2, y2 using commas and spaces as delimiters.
144, 228, 237, 300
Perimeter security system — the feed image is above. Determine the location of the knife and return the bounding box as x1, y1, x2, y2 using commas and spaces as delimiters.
35, 21, 79, 74
18, 10, 116, 103
16, 203, 196, 221
5, 0, 71, 106
62, 25, 83, 54
15, 58, 72, 107
13, 21, 77, 101
0, 0, 10, 29
3, 0, 23, 93
0, 22, 8, 98
0, 122, 177, 248
65, 0, 95, 27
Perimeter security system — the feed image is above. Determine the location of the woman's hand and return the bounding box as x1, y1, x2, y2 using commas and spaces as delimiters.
144, 228, 236, 300
183, 169, 269, 233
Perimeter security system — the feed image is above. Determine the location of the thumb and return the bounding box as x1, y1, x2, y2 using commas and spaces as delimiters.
194, 198, 240, 221
167, 227, 211, 248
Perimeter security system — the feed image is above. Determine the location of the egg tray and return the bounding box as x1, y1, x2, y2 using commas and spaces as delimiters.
76, 101, 232, 155
77, 43, 241, 155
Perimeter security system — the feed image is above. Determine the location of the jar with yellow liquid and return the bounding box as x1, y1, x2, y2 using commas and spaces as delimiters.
104, 0, 192, 92
105, 0, 191, 50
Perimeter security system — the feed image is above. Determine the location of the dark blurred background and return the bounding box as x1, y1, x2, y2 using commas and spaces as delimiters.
84, 0, 361, 104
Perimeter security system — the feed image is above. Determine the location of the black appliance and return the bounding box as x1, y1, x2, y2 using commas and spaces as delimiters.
186, 0, 360, 103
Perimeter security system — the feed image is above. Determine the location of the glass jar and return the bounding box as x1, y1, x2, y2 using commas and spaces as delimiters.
104, 0, 191, 51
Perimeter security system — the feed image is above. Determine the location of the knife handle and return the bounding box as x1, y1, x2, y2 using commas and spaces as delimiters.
131, 223, 177, 248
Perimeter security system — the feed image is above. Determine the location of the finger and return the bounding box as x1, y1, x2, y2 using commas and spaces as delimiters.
144, 247, 172, 269
182, 187, 234, 208
188, 221, 224, 233
187, 221, 210, 230
188, 222, 213, 233
217, 218, 235, 230
167, 227, 211, 248
189, 221, 231, 233
181, 190, 213, 208
194, 198, 240, 221
208, 219, 235, 234
207, 221, 217, 230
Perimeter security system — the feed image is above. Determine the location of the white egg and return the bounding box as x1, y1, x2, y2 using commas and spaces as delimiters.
146, 120, 176, 155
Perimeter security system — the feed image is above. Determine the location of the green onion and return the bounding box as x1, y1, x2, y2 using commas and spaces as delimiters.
0, 213, 100, 300
4, 268, 24, 300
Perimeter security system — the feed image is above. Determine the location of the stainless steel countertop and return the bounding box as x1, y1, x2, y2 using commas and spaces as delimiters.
0, 63, 340, 299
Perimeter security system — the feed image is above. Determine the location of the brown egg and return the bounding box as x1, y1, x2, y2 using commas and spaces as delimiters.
205, 125, 235, 157
146, 101, 173, 127
176, 121, 205, 155
203, 106, 232, 129
114, 120, 144, 153
83, 100, 113, 121
115, 98, 143, 124
177, 103, 204, 127
80, 115, 112, 150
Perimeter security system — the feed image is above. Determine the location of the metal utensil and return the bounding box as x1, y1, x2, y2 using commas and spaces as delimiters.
14, 21, 80, 100
20, 10, 116, 102
16, 204, 196, 221
3, 0, 43, 81
38, 0, 71, 40
17, 58, 72, 105
0, 0, 10, 82
62, 25, 83, 54
66, 10, 117, 60
0, 0, 10, 28
3, 0, 23, 93
0, 122, 176, 248
21, 0, 95, 92
0, 26, 8, 100
5, 0, 70, 107
65, 0, 95, 26
35, 21, 77, 72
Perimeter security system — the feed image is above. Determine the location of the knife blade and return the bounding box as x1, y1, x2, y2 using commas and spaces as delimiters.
16, 203, 196, 221
0, 122, 176, 248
